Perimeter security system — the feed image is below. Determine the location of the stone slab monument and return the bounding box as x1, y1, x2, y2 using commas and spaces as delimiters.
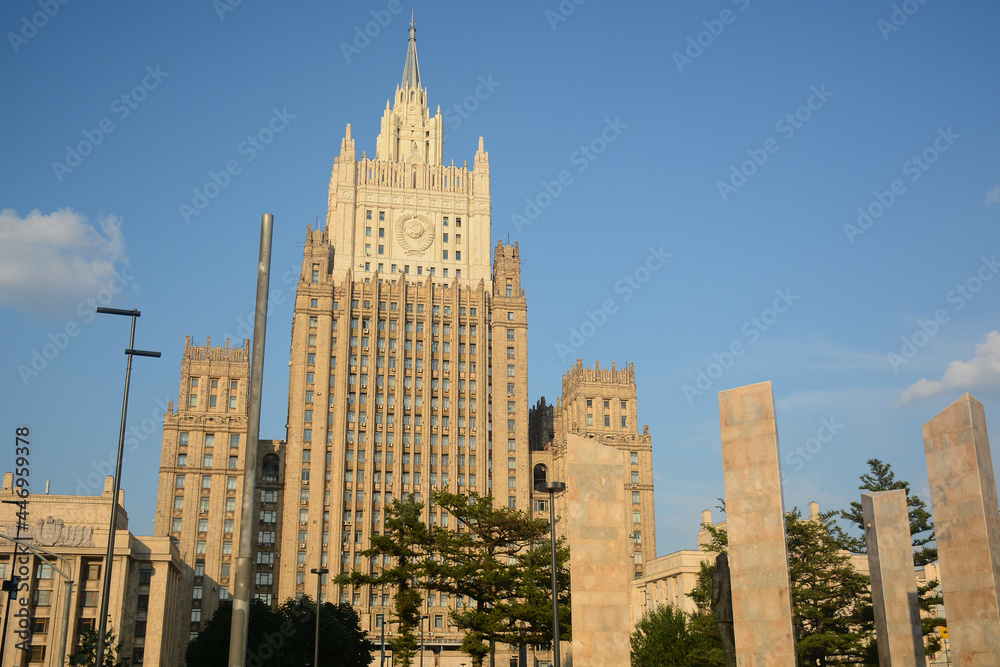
923, 393, 1000, 665
565, 432, 631, 667
719, 381, 796, 666
862, 489, 926, 666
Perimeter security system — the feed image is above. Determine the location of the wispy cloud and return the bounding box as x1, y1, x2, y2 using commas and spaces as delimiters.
896, 331, 1000, 406
987, 184, 1000, 206
0, 208, 129, 315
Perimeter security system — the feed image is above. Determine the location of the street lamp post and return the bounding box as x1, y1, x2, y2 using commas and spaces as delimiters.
420, 614, 428, 667
310, 567, 329, 667
535, 481, 566, 667
95, 307, 160, 667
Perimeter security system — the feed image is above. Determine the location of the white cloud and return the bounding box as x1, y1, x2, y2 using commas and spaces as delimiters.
0, 208, 129, 315
896, 331, 1000, 406
987, 184, 1000, 205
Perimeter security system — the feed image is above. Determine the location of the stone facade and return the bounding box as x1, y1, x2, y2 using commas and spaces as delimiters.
530, 359, 656, 577
0, 476, 181, 667
152, 336, 286, 659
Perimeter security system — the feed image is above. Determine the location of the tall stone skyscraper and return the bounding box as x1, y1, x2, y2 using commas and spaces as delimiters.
153, 337, 285, 658
277, 18, 529, 646
155, 19, 658, 666
530, 360, 657, 577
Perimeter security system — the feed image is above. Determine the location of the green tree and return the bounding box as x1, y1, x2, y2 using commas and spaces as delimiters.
689, 507, 875, 666
631, 604, 724, 667
786, 508, 873, 666
273, 596, 375, 667
837, 459, 936, 565
184, 599, 285, 666
423, 490, 571, 667
836, 458, 944, 656
185, 597, 374, 666
334, 495, 430, 667
68, 627, 126, 667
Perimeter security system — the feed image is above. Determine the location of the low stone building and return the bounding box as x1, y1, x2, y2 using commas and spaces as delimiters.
0, 475, 181, 667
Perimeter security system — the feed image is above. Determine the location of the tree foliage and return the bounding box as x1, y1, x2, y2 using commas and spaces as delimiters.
837, 458, 936, 565
630, 603, 724, 667
688, 507, 874, 666
424, 491, 571, 667
184, 597, 374, 667
68, 628, 126, 667
786, 508, 873, 665
337, 491, 571, 667
334, 495, 429, 667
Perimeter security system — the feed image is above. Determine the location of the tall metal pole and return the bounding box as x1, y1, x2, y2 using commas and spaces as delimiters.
311, 567, 328, 666
95, 308, 160, 666
536, 481, 566, 667
229, 213, 274, 667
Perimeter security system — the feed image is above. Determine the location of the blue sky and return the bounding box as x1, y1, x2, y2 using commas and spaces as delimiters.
1, 1, 998, 556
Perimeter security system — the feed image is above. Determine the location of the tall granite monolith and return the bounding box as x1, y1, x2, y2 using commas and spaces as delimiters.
923, 393, 1000, 665
719, 381, 796, 666
862, 489, 926, 666
566, 433, 631, 667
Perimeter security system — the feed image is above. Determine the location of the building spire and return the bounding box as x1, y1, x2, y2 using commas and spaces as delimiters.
401, 11, 421, 89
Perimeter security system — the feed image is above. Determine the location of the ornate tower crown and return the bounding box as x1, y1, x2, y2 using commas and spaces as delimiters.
375, 14, 444, 164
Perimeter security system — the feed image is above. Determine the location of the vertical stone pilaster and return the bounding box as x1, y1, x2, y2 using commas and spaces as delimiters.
862, 489, 926, 666
566, 433, 631, 667
719, 381, 796, 666
923, 393, 1000, 665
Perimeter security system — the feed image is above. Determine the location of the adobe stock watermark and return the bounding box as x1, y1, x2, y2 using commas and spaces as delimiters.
843, 126, 959, 244
877, 0, 931, 41
545, 0, 587, 31
179, 107, 295, 224
7, 0, 71, 54
682, 288, 799, 404
74, 397, 171, 495
554, 245, 671, 362
443, 75, 501, 141
221, 264, 302, 342
511, 117, 628, 233
887, 254, 998, 371
213, 0, 246, 21
782, 417, 845, 479
672, 0, 752, 73
16, 267, 136, 386
51, 65, 170, 182
340, 0, 404, 63
717, 85, 833, 202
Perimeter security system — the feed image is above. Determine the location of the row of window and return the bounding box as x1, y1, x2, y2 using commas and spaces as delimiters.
175, 473, 239, 489
177, 432, 241, 448
177, 454, 240, 468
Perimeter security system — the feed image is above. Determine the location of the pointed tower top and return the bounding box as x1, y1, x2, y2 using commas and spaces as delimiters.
401, 12, 421, 89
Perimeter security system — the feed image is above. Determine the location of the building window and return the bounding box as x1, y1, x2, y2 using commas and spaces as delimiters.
173, 496, 184, 509
177, 454, 187, 467
83, 591, 98, 607
29, 646, 45, 662
631, 471, 640, 483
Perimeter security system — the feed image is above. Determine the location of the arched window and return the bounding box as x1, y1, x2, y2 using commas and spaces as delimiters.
262, 454, 279, 482
533, 464, 547, 488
